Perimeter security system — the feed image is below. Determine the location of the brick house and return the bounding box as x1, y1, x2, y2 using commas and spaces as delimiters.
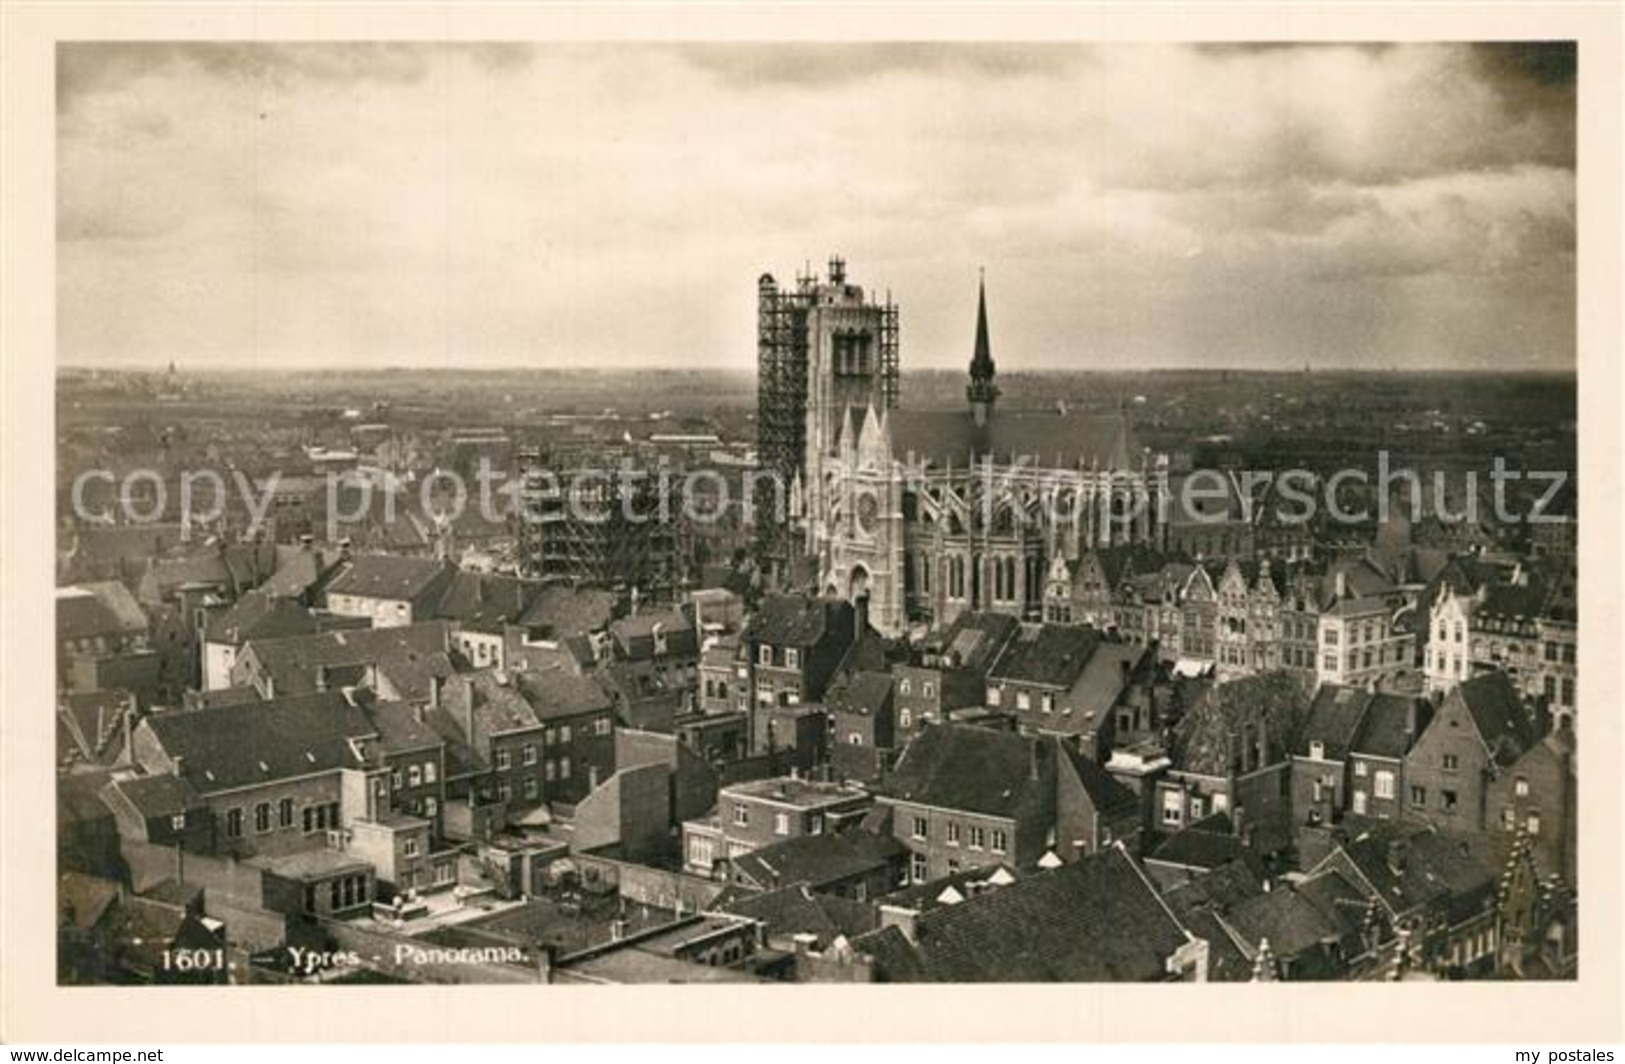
1404, 671, 1542, 834
129, 691, 376, 860
879, 723, 1140, 885
740, 595, 859, 754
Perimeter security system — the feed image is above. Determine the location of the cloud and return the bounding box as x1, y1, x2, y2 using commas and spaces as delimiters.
56, 41, 1575, 372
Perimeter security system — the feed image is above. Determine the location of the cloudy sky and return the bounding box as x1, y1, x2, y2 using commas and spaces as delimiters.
58, 41, 1575, 372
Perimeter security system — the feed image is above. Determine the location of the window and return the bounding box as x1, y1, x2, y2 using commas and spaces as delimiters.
759, 645, 772, 666
1410, 785, 1427, 808
848, 732, 864, 746
1514, 777, 1529, 797
303, 807, 315, 833
523, 778, 539, 800
785, 648, 800, 669
968, 826, 986, 850
560, 757, 571, 780
809, 814, 824, 836
390, 768, 402, 788
1374, 770, 1395, 800
1442, 754, 1459, 772
226, 808, 244, 838
595, 716, 612, 736
1441, 789, 1459, 813
923, 682, 935, 699
900, 709, 913, 729
911, 853, 928, 884
1041, 693, 1055, 714
403, 837, 419, 858
278, 797, 295, 829
407, 765, 422, 787
1016, 691, 1031, 711
1189, 797, 1205, 820
1354, 761, 1368, 778
250, 802, 269, 834
772, 811, 792, 836
1161, 790, 1183, 826
170, 813, 187, 831
559, 725, 572, 744
495, 750, 512, 771
1324, 628, 1339, 646
424, 797, 438, 817
1502, 807, 1516, 830
946, 822, 961, 846
911, 816, 928, 840
374, 777, 388, 799
733, 804, 750, 827
424, 761, 437, 783
991, 829, 1007, 854
521, 744, 537, 766
497, 781, 512, 801
544, 760, 557, 781
1526, 813, 1541, 835
986, 686, 1001, 706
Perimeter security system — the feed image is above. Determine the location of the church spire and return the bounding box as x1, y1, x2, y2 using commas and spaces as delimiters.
967, 268, 999, 427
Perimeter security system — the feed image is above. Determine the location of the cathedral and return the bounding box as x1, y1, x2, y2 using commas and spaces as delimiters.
760, 258, 1169, 638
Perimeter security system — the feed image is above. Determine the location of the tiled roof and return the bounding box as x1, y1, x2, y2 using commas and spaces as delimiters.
825, 670, 895, 718
1221, 886, 1355, 967
887, 409, 1142, 470
987, 623, 1100, 689
364, 699, 444, 753
883, 724, 1050, 820
242, 621, 452, 696
1348, 693, 1429, 760
433, 571, 538, 633
727, 830, 906, 893
1453, 671, 1540, 767
514, 584, 617, 639
746, 594, 846, 648
1148, 819, 1247, 871
1332, 821, 1497, 920
610, 608, 700, 660
259, 546, 344, 599
325, 555, 453, 602
57, 582, 149, 641
903, 846, 1190, 982
203, 590, 321, 644
1300, 685, 1377, 761
513, 668, 615, 720
849, 924, 928, 982
104, 773, 202, 818
59, 871, 120, 931
931, 611, 1019, 673
140, 692, 376, 794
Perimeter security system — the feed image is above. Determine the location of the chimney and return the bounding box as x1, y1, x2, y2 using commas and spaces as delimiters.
299, 533, 314, 551
171, 754, 185, 779
1403, 700, 1417, 745
1029, 738, 1042, 781
1334, 570, 1348, 600
123, 706, 137, 767
791, 932, 818, 957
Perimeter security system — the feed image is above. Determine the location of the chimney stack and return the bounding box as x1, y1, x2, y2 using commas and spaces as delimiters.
171, 754, 185, 779
429, 674, 445, 711
1334, 570, 1348, 600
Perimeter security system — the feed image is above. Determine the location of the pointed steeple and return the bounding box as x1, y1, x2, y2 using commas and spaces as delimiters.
1107, 397, 1134, 470
967, 268, 999, 427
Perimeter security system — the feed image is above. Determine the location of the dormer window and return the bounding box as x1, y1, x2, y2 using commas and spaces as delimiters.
758, 645, 772, 666
1309, 741, 1325, 761
785, 648, 800, 669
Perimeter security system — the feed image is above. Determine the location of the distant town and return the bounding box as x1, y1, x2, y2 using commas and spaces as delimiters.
57, 260, 1577, 985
